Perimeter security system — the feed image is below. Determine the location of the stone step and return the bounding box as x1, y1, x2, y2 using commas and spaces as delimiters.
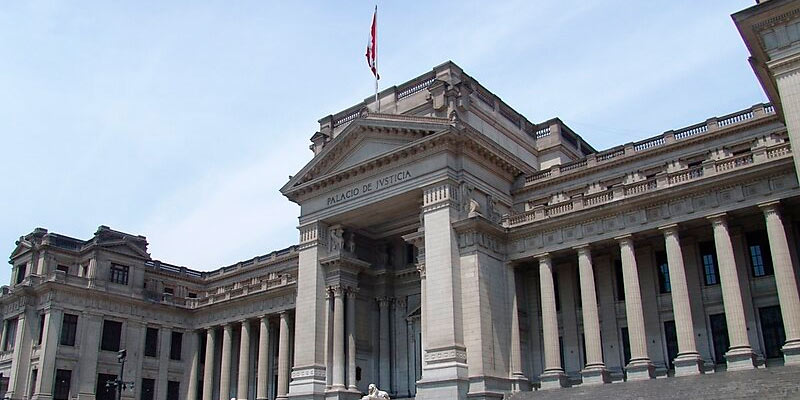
508, 365, 800, 400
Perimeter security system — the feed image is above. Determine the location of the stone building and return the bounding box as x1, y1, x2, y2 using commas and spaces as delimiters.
3, 1, 800, 400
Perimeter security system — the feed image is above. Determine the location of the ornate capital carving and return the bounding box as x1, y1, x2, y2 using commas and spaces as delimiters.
331, 285, 345, 297
376, 296, 393, 308
345, 287, 359, 299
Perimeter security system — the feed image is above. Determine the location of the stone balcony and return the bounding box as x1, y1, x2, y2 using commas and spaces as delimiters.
505, 103, 784, 228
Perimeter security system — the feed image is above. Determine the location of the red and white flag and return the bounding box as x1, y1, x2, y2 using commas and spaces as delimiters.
366, 6, 379, 80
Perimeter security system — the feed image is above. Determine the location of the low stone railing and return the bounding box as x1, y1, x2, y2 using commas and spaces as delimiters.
504, 141, 792, 227
523, 103, 776, 186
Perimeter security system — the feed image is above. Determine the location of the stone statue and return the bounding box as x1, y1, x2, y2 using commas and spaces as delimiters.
328, 227, 344, 253
347, 231, 356, 254
361, 384, 390, 400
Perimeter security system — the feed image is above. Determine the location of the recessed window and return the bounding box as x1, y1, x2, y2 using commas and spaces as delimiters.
747, 232, 774, 277
56, 265, 70, 274
100, 320, 122, 351
170, 332, 183, 360
109, 264, 129, 285
141, 378, 155, 400
187, 292, 198, 299
54, 369, 72, 400
144, 327, 158, 357
60, 314, 78, 346
699, 241, 720, 286
656, 251, 671, 293
2, 318, 18, 351
163, 287, 174, 295
37, 313, 46, 345
15, 264, 26, 284
167, 381, 180, 400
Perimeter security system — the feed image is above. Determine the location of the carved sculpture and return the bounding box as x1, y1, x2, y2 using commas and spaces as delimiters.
347, 231, 356, 254
328, 227, 344, 253
361, 384, 390, 400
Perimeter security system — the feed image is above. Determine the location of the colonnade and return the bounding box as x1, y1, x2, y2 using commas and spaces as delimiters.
188, 312, 291, 400
532, 203, 800, 388
325, 286, 358, 392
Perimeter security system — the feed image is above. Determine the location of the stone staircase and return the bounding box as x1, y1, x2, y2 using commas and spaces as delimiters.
508, 365, 800, 400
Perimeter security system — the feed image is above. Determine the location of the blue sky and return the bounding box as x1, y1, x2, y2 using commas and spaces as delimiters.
0, 1, 765, 284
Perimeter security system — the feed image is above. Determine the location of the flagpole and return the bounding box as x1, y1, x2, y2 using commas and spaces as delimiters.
374, 4, 379, 113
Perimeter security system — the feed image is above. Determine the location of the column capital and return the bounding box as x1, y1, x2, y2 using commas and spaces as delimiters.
393, 298, 407, 309
659, 223, 680, 235
376, 296, 393, 308
535, 252, 551, 262
706, 212, 728, 225
238, 318, 250, 325
759, 200, 782, 216
416, 263, 426, 278
331, 285, 345, 297
614, 234, 634, 244
224, 323, 234, 332
572, 244, 591, 255
345, 287, 359, 298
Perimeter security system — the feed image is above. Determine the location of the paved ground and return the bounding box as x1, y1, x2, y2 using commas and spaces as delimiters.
508, 365, 800, 399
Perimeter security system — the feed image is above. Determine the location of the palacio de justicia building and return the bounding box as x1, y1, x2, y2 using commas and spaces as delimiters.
5, 1, 800, 400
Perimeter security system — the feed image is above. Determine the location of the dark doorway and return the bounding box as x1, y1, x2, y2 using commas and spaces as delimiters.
664, 320, 678, 370
759, 305, 786, 359
709, 313, 729, 364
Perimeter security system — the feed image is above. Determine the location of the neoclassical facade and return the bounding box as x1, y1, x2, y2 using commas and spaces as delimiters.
4, 1, 800, 400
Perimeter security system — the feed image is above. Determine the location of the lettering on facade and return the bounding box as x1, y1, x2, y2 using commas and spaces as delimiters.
326, 170, 412, 206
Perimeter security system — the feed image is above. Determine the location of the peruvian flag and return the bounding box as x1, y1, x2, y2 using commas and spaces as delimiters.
366, 6, 379, 80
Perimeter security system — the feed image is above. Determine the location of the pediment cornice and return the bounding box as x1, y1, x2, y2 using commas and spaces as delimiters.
282, 114, 535, 203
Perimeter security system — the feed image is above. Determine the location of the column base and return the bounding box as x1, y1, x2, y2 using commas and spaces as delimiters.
539, 369, 568, 390
625, 358, 655, 381
287, 365, 327, 400
415, 360, 469, 400
782, 339, 800, 365
580, 364, 610, 385
324, 388, 361, 400
725, 346, 757, 371
509, 373, 531, 392
673, 352, 704, 376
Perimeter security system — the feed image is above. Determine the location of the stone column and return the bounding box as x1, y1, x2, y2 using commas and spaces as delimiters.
708, 214, 757, 370
393, 297, 409, 397
325, 289, 334, 389
288, 222, 328, 397
220, 324, 233, 400
77, 312, 102, 400
158, 327, 172, 400
575, 246, 610, 384
256, 317, 270, 400
347, 288, 358, 391
507, 265, 530, 390
332, 286, 346, 389
537, 254, 566, 389
277, 312, 291, 399
378, 297, 392, 390
660, 225, 703, 375
202, 328, 216, 400
187, 331, 201, 400
616, 235, 655, 380
417, 182, 468, 399
87, 257, 98, 287
34, 308, 63, 400
238, 320, 251, 400
760, 202, 800, 364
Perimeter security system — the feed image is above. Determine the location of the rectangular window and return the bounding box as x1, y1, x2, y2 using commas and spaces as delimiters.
167, 381, 180, 400
60, 314, 78, 346
56, 265, 70, 274
655, 251, 671, 293
109, 264, 129, 285
144, 327, 158, 357
101, 320, 123, 351
163, 287, 174, 295
15, 264, 26, 284
747, 232, 774, 277
170, 332, 183, 360
38, 313, 46, 345
140, 378, 155, 400
54, 369, 72, 400
187, 292, 198, 299
96, 374, 117, 400
29, 369, 37, 399
614, 260, 625, 301
699, 241, 720, 286
2, 318, 18, 351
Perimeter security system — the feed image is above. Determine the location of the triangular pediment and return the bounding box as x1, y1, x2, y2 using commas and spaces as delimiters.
95, 239, 151, 259
281, 115, 452, 196
10, 241, 33, 260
